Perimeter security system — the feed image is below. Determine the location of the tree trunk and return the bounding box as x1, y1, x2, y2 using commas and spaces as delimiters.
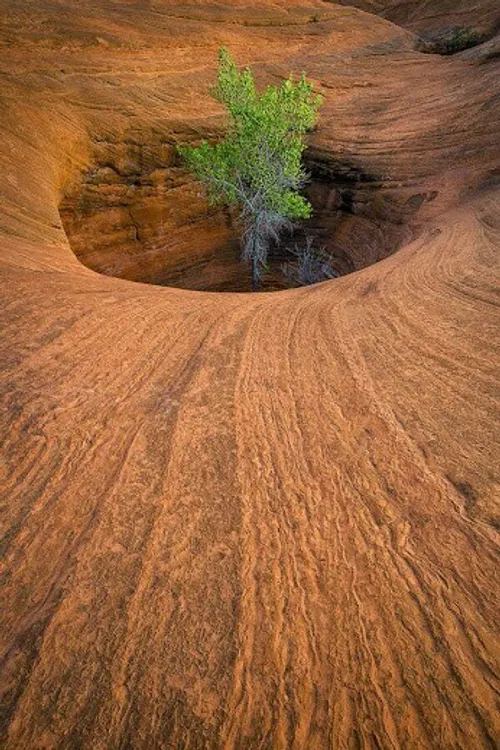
251, 254, 259, 291
244, 215, 265, 292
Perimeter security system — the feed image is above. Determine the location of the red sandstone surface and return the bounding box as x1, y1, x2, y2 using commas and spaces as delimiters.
1, 1, 499, 748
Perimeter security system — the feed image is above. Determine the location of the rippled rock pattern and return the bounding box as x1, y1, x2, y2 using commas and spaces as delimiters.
1, 1, 499, 748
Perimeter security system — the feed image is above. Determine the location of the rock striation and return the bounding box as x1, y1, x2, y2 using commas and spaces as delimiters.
1, 1, 499, 748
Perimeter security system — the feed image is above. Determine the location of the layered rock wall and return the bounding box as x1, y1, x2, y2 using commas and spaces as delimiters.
1, 2, 499, 748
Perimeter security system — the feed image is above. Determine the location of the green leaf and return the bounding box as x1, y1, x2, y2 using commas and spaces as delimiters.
178, 48, 323, 287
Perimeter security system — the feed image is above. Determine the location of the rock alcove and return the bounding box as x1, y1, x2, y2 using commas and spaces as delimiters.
60, 131, 420, 292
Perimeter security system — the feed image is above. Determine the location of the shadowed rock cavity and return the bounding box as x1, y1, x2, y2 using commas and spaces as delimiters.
60, 130, 428, 292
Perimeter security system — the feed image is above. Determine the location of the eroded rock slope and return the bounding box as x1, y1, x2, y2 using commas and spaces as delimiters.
1, 2, 499, 748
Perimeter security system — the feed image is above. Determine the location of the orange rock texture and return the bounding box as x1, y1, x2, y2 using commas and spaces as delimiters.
1, 1, 499, 748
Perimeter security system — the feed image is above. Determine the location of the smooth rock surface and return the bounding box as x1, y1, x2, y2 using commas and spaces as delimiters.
1, 1, 499, 748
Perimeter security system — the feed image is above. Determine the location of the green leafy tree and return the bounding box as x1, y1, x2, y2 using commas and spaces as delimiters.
179, 48, 323, 290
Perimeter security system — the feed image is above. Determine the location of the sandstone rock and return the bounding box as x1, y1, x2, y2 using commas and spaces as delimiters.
1, 2, 499, 748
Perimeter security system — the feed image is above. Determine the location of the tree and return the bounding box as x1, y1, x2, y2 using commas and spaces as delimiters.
282, 236, 339, 286
178, 48, 323, 290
